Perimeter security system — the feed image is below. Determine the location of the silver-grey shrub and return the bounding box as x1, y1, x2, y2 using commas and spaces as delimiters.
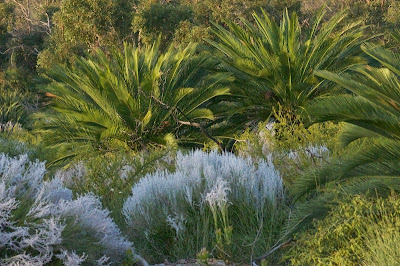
0, 153, 143, 265
123, 150, 286, 263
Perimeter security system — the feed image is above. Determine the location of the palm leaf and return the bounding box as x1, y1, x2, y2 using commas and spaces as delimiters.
208, 8, 366, 128
36, 42, 229, 163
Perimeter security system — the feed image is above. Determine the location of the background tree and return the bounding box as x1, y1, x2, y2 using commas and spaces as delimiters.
132, 0, 302, 48
0, 0, 60, 88
132, 0, 193, 47
37, 0, 134, 69
301, 0, 400, 44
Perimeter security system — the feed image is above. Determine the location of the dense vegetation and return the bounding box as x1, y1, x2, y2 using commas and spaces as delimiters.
2, 0, 400, 264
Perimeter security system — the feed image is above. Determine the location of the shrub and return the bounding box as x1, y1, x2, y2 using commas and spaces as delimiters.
56, 148, 176, 224
0, 136, 51, 164
362, 217, 400, 265
285, 193, 400, 265
0, 86, 39, 128
123, 150, 287, 263
0, 153, 144, 264
233, 115, 341, 186
0, 137, 34, 157
0, 89, 26, 125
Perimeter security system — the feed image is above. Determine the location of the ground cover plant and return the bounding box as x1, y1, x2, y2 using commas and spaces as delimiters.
286, 193, 400, 265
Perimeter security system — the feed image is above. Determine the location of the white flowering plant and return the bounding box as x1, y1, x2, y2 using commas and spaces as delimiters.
123, 150, 287, 263
0, 153, 145, 265
205, 178, 232, 259
57, 148, 176, 225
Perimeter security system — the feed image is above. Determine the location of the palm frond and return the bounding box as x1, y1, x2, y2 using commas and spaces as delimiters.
36, 42, 229, 162
208, 8, 367, 127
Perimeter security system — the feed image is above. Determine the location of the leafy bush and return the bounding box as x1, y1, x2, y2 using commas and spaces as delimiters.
285, 193, 400, 265
0, 152, 144, 264
37, 0, 131, 69
123, 150, 287, 263
0, 137, 50, 163
133, 1, 193, 46
234, 113, 342, 186
361, 216, 400, 265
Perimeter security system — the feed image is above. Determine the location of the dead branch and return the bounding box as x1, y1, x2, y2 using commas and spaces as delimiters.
150, 95, 225, 152
252, 238, 292, 263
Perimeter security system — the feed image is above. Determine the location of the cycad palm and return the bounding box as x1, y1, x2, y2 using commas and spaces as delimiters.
0, 89, 26, 125
209, 8, 366, 124
36, 43, 229, 163
294, 43, 400, 198
285, 44, 400, 234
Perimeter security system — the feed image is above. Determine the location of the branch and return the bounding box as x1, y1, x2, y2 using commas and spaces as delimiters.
150, 96, 225, 152
252, 238, 292, 263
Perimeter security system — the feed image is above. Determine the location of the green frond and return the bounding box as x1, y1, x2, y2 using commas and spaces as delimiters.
339, 124, 382, 145
37, 42, 229, 162
306, 94, 400, 140
295, 44, 400, 220
209, 8, 366, 126
292, 138, 400, 200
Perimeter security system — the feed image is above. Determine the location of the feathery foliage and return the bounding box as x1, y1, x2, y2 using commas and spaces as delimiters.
0, 152, 142, 265
123, 150, 286, 263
